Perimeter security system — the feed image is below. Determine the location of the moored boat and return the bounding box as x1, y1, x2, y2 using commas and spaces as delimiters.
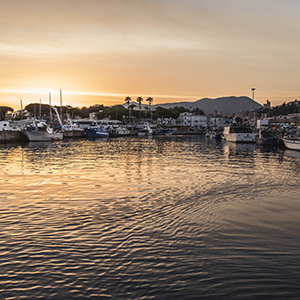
85, 122, 110, 138
109, 125, 131, 137
138, 123, 153, 136
283, 127, 300, 150
62, 121, 86, 138
283, 138, 300, 150
22, 122, 63, 142
223, 124, 256, 143
0, 121, 22, 143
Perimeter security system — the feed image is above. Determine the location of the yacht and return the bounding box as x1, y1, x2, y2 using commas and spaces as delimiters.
223, 124, 256, 143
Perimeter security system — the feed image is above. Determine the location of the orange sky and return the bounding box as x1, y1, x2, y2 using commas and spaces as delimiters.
1, 0, 300, 111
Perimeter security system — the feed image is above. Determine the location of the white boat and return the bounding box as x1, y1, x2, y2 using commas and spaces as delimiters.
138, 123, 153, 136
223, 124, 256, 143
283, 138, 300, 150
62, 120, 86, 138
50, 107, 84, 138
283, 127, 300, 150
22, 107, 64, 142
109, 125, 131, 137
0, 121, 22, 143
23, 121, 63, 141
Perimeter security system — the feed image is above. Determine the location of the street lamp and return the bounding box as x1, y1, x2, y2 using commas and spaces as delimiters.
251, 88, 255, 100
251, 88, 255, 111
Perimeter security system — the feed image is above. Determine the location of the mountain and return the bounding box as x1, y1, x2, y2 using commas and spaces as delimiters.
153, 96, 262, 115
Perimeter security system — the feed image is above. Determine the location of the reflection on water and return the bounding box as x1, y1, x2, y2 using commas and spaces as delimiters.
1, 136, 300, 299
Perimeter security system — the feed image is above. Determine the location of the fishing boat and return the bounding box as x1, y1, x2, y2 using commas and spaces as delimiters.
223, 124, 256, 143
153, 126, 174, 135
138, 123, 153, 136
109, 125, 131, 137
283, 127, 300, 150
0, 121, 22, 143
84, 122, 110, 138
22, 121, 63, 142
62, 120, 86, 138
22, 107, 64, 142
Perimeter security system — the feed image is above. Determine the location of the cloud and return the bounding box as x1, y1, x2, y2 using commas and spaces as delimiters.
1, 0, 300, 107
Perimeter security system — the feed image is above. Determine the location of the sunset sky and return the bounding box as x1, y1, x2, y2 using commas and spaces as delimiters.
1, 0, 300, 111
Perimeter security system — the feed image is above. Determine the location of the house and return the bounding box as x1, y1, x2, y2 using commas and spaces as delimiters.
207, 116, 226, 128
176, 112, 207, 129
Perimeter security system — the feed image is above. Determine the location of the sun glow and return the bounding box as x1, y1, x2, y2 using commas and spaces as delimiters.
0, 88, 200, 110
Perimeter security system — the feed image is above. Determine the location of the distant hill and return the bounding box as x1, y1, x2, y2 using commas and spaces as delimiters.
153, 96, 262, 115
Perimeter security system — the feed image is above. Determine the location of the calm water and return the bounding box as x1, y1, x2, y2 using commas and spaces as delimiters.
1, 136, 300, 299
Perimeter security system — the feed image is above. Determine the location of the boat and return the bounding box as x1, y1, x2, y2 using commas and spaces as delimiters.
153, 126, 174, 135
84, 122, 110, 138
210, 129, 223, 140
62, 120, 86, 138
283, 127, 300, 150
223, 124, 256, 143
109, 125, 131, 137
22, 107, 64, 142
49, 107, 85, 138
138, 123, 153, 136
0, 121, 22, 143
255, 129, 281, 146
22, 121, 63, 141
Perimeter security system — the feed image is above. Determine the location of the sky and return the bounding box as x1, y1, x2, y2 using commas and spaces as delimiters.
1, 0, 300, 111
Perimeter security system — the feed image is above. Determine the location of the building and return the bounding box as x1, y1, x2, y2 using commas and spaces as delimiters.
263, 100, 271, 108
207, 116, 226, 128
176, 112, 207, 129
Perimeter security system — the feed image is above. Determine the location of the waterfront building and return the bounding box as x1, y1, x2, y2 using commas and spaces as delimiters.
176, 112, 207, 129
207, 116, 226, 128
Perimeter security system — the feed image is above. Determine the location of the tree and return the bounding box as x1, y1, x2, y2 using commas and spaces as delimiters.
153, 106, 176, 119
136, 97, 143, 119
192, 107, 205, 115
124, 96, 132, 122
168, 106, 189, 118
97, 105, 127, 121
0, 106, 14, 121
146, 97, 154, 120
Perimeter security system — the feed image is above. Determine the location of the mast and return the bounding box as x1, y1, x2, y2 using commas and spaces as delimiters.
49, 92, 53, 121
52, 107, 63, 128
39, 99, 41, 119
60, 89, 63, 120
20, 98, 23, 120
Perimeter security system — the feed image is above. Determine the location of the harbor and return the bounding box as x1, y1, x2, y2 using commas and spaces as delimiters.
2, 1, 300, 298
1, 135, 300, 299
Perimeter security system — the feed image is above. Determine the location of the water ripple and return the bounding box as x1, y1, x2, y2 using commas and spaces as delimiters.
1, 137, 300, 299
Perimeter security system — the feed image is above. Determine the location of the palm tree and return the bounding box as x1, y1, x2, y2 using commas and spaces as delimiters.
136, 97, 143, 119
146, 97, 154, 121
124, 96, 131, 123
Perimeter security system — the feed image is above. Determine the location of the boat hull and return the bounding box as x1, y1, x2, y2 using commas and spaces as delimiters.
23, 130, 63, 142
63, 130, 86, 138
283, 138, 300, 150
85, 127, 109, 138
0, 130, 21, 143
223, 133, 256, 143
223, 125, 256, 143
